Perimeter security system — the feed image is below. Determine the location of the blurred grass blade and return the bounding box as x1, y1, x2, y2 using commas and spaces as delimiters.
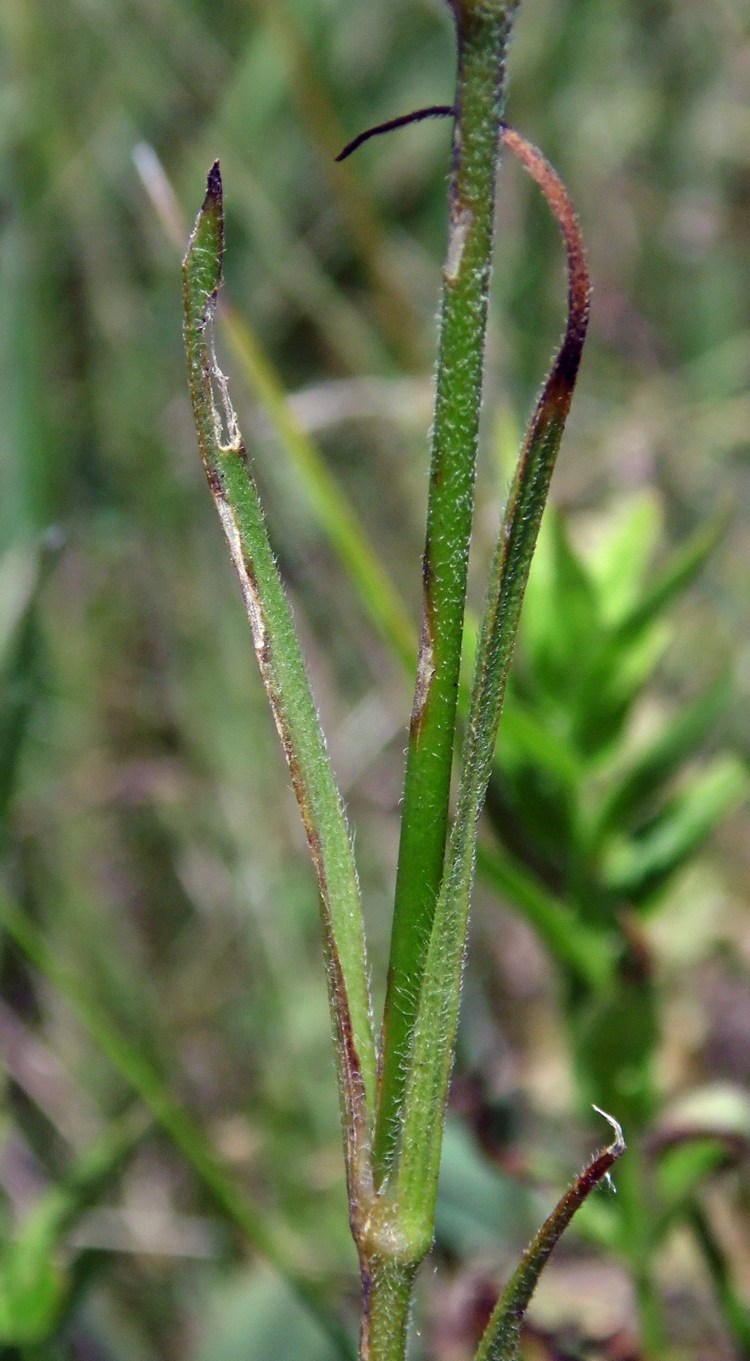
537, 512, 601, 685
588, 493, 662, 624
195, 1264, 348, 1361
0, 890, 355, 1361
496, 691, 581, 788
394, 127, 591, 1213
219, 301, 416, 668
0, 545, 43, 833
688, 1204, 750, 1355
0, 1114, 145, 1345
182, 164, 376, 1192
473, 1110, 626, 1361
591, 674, 731, 841
657, 1140, 739, 1231
603, 754, 747, 906
251, 0, 425, 371
476, 843, 611, 990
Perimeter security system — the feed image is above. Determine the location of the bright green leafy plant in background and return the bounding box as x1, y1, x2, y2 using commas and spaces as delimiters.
480, 501, 748, 1352
182, 2, 630, 1357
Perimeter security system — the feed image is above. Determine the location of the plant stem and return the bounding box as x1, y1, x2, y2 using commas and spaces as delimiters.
359, 1259, 417, 1361
375, 0, 519, 1184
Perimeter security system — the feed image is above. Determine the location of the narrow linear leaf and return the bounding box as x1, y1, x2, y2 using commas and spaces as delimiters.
144, 142, 609, 1034
657, 1140, 737, 1231
588, 493, 662, 624
395, 126, 591, 1217
135, 141, 413, 665
535, 511, 602, 687
494, 690, 582, 789
182, 165, 377, 1200
0, 546, 42, 830
473, 1109, 626, 1361
572, 616, 671, 759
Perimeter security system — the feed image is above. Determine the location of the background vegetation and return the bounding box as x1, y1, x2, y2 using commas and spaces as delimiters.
1, 0, 748, 1356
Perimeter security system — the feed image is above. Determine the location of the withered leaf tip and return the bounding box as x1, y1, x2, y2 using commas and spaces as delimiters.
206, 160, 222, 200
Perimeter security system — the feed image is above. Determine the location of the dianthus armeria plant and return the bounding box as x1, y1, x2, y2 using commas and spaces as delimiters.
182, 1, 624, 1357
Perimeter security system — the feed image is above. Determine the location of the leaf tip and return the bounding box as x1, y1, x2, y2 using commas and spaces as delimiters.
205, 159, 222, 205
592, 1104, 626, 1158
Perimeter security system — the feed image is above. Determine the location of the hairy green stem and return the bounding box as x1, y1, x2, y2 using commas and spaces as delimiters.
359, 1259, 417, 1361
375, 0, 519, 1185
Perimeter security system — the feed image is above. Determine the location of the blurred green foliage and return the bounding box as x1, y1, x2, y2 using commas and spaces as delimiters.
0, 0, 748, 1357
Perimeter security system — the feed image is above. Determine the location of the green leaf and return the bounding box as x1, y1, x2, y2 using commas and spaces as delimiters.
689, 1204, 750, 1354
570, 976, 657, 1130
528, 512, 602, 700
603, 754, 748, 906
608, 512, 726, 646
220, 304, 416, 670
498, 688, 582, 789
590, 675, 730, 844
182, 165, 376, 1194
570, 618, 671, 759
587, 493, 662, 625
434, 1118, 536, 1257
0, 545, 43, 832
0, 1241, 62, 1345
570, 515, 725, 754
657, 1142, 734, 1226
655, 1082, 750, 1228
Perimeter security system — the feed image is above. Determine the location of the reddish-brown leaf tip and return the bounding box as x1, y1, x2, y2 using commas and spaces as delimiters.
501, 125, 591, 427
